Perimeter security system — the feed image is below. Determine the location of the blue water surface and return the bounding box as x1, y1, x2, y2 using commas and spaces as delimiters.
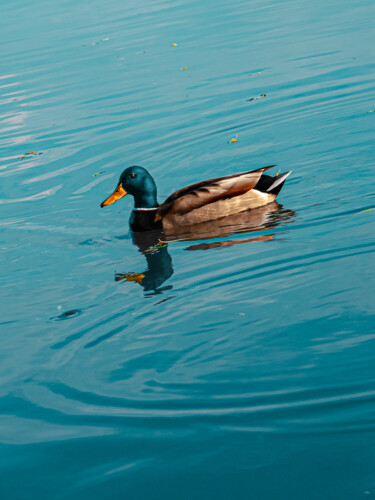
1, 0, 375, 498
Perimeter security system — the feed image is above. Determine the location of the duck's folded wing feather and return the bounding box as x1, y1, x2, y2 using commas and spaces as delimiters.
156, 165, 275, 219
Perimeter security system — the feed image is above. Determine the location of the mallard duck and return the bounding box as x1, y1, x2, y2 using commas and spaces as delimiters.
100, 165, 291, 232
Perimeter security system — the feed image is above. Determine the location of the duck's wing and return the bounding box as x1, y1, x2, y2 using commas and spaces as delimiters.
156, 165, 276, 220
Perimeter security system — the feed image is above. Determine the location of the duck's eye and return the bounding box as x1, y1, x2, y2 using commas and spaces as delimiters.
130, 172, 137, 179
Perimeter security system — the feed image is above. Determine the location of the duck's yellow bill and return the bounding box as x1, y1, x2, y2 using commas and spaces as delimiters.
101, 183, 127, 207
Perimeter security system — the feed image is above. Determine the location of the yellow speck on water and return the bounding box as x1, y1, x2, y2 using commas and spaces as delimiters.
19, 151, 37, 159
180, 66, 188, 70
171, 43, 178, 47
257, 72, 262, 74
260, 93, 266, 97
230, 138, 237, 143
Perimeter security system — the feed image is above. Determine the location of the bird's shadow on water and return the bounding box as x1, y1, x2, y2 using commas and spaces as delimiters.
115, 202, 295, 297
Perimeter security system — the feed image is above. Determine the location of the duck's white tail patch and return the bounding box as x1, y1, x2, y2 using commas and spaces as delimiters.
266, 171, 292, 192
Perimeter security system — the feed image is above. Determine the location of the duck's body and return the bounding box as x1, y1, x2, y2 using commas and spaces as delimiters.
101, 165, 291, 232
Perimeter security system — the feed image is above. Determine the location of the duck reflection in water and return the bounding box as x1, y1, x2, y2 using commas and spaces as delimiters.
115, 202, 295, 294
115, 229, 174, 294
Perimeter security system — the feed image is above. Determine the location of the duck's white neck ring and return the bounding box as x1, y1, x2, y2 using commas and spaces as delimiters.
133, 207, 158, 211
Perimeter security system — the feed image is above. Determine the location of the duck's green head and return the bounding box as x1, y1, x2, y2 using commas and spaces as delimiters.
101, 166, 158, 209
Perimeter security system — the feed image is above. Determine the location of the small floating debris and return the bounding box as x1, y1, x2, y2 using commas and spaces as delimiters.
248, 94, 266, 102
18, 151, 39, 160
171, 43, 178, 47
92, 171, 105, 177
51, 309, 82, 321
82, 37, 110, 47
180, 66, 189, 71
368, 109, 375, 113
228, 134, 238, 144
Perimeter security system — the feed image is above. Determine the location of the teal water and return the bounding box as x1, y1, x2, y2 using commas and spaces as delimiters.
1, 0, 375, 498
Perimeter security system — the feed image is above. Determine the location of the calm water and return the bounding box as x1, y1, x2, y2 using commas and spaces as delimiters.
1, 0, 375, 498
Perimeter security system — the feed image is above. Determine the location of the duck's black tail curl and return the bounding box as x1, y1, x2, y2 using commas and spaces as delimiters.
254, 170, 292, 196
